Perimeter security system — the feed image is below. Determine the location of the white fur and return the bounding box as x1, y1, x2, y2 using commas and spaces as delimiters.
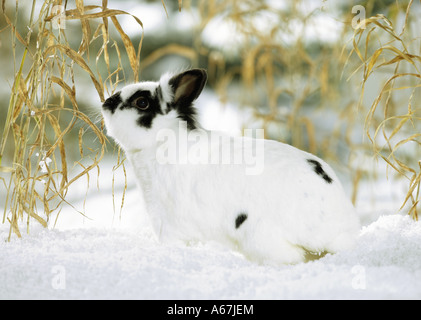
120, 81, 159, 102
102, 71, 361, 265
159, 72, 175, 109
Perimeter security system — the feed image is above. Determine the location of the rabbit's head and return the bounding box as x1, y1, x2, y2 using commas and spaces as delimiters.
102, 69, 207, 151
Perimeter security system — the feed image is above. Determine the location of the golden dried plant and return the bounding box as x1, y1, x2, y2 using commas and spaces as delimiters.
348, 0, 421, 219
0, 0, 143, 239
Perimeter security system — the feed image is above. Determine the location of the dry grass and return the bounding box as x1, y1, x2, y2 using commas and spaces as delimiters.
188, 0, 363, 198
0, 0, 143, 240
348, 0, 421, 219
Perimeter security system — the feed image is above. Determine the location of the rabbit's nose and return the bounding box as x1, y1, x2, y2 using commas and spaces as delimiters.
102, 91, 122, 114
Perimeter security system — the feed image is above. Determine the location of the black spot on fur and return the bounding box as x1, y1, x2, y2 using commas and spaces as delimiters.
173, 103, 198, 130
102, 91, 122, 114
137, 114, 155, 128
166, 97, 198, 130
156, 85, 162, 101
307, 159, 333, 184
120, 89, 163, 129
235, 213, 248, 229
168, 69, 207, 130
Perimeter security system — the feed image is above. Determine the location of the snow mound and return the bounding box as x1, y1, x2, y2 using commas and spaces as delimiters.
1, 214, 420, 299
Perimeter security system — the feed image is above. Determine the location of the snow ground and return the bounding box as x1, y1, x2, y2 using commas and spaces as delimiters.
1, 160, 421, 300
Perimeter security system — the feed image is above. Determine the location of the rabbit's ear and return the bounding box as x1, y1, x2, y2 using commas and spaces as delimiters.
169, 69, 207, 106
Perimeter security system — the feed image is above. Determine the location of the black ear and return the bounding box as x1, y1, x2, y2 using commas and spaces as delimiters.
169, 69, 207, 106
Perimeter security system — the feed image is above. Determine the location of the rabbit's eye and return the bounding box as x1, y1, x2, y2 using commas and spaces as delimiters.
133, 97, 149, 110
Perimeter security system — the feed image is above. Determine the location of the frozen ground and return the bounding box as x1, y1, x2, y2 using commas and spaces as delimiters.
1, 159, 421, 300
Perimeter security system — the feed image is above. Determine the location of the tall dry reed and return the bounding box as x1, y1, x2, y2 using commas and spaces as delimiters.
348, 0, 421, 219
0, 0, 144, 240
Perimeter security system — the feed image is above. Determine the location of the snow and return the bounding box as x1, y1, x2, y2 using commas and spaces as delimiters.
1, 160, 421, 300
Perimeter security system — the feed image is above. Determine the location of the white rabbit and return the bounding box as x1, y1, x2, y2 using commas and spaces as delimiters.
101, 69, 360, 265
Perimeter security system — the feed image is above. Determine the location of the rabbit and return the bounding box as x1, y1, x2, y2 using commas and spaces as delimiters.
101, 68, 361, 265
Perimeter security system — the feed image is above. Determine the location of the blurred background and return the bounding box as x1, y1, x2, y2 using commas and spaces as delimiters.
1, 0, 420, 236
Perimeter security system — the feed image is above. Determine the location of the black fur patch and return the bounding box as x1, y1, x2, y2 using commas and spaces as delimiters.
168, 69, 207, 130
156, 85, 163, 104
102, 91, 122, 114
174, 103, 198, 130
307, 159, 333, 184
235, 213, 248, 229
166, 98, 198, 130
121, 89, 163, 129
